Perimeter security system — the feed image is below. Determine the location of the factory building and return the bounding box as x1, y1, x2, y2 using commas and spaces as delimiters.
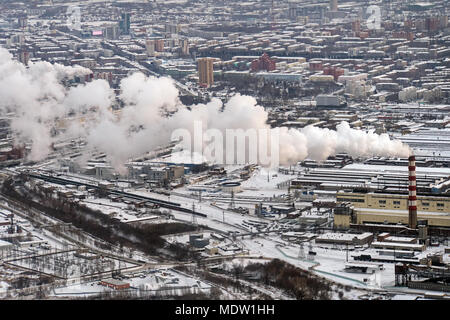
335, 192, 450, 228
315, 232, 373, 245
0, 239, 13, 253
334, 156, 450, 232
291, 162, 450, 194
189, 234, 210, 248
128, 163, 185, 187
100, 278, 130, 290
371, 241, 425, 252
336, 191, 450, 214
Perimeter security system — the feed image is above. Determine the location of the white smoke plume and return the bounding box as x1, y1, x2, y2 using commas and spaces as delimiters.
0, 46, 411, 169
0, 47, 100, 160
165, 94, 410, 166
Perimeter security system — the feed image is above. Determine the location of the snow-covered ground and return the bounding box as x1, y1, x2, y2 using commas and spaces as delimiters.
240, 233, 449, 295
126, 188, 277, 234
9, 166, 449, 299
51, 268, 212, 298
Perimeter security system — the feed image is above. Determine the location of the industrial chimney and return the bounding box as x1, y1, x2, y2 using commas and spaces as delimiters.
408, 155, 418, 229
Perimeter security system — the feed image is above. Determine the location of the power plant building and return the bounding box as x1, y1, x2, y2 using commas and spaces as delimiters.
335, 190, 450, 230
332, 155, 450, 235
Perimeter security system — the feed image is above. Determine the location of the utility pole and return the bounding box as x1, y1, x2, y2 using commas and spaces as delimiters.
229, 190, 235, 210
394, 246, 396, 263
298, 243, 305, 260
346, 242, 348, 262
191, 202, 197, 227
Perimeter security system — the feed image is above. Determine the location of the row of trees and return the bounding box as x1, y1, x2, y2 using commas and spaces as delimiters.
244, 259, 333, 300
175, 265, 272, 300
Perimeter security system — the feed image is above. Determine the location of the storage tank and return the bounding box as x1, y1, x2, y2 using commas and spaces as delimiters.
221, 182, 241, 193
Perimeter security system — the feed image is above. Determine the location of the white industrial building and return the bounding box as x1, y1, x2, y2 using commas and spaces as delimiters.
315, 232, 373, 245
0, 239, 13, 253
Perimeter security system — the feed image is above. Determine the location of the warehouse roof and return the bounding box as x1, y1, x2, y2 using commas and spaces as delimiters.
371, 241, 425, 250
316, 232, 372, 241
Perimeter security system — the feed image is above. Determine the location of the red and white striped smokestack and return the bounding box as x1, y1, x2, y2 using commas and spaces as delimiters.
408, 154, 418, 229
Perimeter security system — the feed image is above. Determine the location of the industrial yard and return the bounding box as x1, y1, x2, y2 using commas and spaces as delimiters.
0, 0, 449, 303
1, 149, 449, 300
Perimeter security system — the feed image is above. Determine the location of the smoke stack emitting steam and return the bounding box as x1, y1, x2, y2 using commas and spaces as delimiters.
0, 47, 412, 169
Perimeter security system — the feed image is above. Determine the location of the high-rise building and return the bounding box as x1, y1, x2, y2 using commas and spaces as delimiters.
330, 0, 338, 11
145, 39, 155, 56
9, 34, 25, 46
165, 24, 180, 35
18, 49, 29, 66
181, 39, 189, 56
198, 57, 214, 87
18, 16, 27, 28
352, 19, 361, 33
154, 39, 165, 52
119, 13, 131, 35
104, 24, 119, 40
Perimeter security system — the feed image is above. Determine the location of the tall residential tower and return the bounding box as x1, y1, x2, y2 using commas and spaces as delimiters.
198, 57, 214, 87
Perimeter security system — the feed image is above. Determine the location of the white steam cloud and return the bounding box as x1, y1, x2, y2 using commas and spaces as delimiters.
0, 47, 94, 160
0, 47, 411, 169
